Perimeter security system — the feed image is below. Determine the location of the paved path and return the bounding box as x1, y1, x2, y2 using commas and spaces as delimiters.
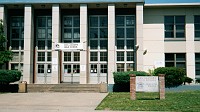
0, 93, 110, 112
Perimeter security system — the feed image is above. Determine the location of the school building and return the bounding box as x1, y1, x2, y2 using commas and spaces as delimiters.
0, 0, 200, 85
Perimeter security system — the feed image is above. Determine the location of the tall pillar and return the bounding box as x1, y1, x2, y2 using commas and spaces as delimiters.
136, 3, 144, 71
0, 5, 7, 34
108, 4, 115, 85
80, 4, 88, 84
186, 12, 195, 80
0, 5, 7, 69
51, 4, 60, 84
23, 5, 34, 84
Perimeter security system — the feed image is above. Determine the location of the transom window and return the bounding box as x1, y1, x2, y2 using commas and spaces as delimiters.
165, 53, 186, 69
64, 52, 80, 62
164, 16, 185, 39
116, 15, 135, 72
194, 16, 200, 39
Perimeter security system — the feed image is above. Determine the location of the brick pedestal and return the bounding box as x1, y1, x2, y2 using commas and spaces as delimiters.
130, 74, 136, 100
159, 74, 165, 100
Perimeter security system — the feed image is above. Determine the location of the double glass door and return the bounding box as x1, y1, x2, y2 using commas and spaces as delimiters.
37, 63, 51, 84
90, 64, 107, 84
62, 64, 80, 83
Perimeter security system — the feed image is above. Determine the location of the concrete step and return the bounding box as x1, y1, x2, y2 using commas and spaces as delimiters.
27, 84, 105, 93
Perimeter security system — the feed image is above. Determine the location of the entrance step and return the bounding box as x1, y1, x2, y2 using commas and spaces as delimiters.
27, 84, 107, 93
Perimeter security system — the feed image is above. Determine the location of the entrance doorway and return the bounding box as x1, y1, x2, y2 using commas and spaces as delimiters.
36, 63, 51, 84
90, 64, 107, 84
62, 64, 80, 83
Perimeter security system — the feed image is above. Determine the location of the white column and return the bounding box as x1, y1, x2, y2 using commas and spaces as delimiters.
0, 5, 7, 69
23, 5, 34, 84
108, 4, 115, 84
186, 11, 195, 80
136, 3, 144, 71
0, 5, 5, 21
80, 4, 88, 84
51, 4, 60, 84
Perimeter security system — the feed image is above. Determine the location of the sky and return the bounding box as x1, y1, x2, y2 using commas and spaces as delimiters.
145, 0, 200, 4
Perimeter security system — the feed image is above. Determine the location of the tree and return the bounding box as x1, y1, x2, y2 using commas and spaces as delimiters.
0, 19, 13, 69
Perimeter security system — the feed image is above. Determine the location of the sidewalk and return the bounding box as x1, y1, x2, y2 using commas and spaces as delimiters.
0, 93, 110, 112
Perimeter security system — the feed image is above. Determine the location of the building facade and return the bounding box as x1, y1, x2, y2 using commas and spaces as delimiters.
0, 0, 200, 85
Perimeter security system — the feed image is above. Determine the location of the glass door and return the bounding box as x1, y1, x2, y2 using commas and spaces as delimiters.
63, 64, 80, 83
89, 15, 108, 84
37, 64, 51, 84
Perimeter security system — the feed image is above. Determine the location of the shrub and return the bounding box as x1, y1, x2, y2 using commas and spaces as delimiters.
183, 77, 193, 85
154, 67, 185, 88
196, 78, 200, 83
0, 70, 22, 84
113, 71, 149, 92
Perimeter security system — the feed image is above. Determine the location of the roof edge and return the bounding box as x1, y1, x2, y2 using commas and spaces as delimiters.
144, 3, 200, 7
0, 0, 144, 4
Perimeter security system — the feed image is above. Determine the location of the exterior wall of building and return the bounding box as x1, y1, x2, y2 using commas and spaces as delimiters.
0, 1, 200, 84
144, 7, 200, 80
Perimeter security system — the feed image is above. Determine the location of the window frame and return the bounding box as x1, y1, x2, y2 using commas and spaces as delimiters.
164, 16, 186, 40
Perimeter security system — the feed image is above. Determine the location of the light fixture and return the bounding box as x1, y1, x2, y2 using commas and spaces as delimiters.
96, 4, 100, 7
143, 49, 147, 55
135, 44, 139, 50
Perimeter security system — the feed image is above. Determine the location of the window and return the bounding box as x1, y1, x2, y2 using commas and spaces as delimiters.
195, 53, 200, 78
10, 17, 24, 50
194, 16, 200, 39
164, 16, 185, 39
165, 53, 186, 69
116, 15, 135, 72
117, 52, 124, 61
36, 16, 52, 50
90, 52, 98, 61
10, 16, 24, 72
63, 16, 80, 43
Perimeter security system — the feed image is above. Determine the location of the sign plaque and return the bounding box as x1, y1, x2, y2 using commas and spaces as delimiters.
136, 76, 159, 92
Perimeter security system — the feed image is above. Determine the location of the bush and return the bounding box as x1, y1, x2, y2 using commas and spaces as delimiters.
113, 71, 149, 92
183, 77, 193, 85
0, 70, 22, 84
154, 67, 185, 88
196, 78, 200, 83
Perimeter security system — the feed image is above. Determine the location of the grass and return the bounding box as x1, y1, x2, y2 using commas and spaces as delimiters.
96, 91, 200, 112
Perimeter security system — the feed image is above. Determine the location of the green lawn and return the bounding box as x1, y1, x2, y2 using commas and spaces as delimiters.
96, 91, 200, 112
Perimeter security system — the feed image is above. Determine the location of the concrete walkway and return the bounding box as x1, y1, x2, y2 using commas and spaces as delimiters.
0, 93, 111, 112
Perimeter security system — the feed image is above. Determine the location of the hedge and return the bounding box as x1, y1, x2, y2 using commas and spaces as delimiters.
113, 71, 149, 92
0, 70, 22, 84
154, 67, 186, 88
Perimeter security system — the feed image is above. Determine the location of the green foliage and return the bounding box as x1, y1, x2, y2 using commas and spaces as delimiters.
113, 71, 149, 84
113, 71, 149, 92
183, 77, 193, 85
154, 67, 186, 88
0, 70, 22, 84
0, 19, 13, 66
196, 78, 200, 83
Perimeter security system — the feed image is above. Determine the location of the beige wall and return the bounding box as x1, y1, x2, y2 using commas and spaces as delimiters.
143, 7, 200, 79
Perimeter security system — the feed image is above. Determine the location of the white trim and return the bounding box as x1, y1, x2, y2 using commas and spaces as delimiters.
145, 3, 200, 7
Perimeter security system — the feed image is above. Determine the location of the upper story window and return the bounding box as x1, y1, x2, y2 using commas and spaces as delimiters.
194, 15, 200, 39
164, 16, 185, 39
